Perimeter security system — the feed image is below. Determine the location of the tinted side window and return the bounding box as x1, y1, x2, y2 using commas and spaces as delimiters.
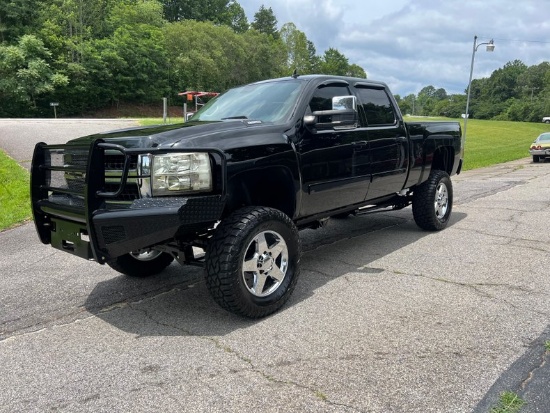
355, 87, 396, 126
309, 85, 352, 112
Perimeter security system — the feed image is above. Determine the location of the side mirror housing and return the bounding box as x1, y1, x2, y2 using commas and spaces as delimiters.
304, 95, 358, 130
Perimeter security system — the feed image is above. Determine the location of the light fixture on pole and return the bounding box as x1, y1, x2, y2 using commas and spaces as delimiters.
462, 36, 494, 157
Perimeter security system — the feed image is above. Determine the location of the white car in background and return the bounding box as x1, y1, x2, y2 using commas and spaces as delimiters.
529, 132, 550, 162
542, 117, 550, 123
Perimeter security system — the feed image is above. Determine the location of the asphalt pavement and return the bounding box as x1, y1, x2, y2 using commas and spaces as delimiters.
1, 119, 549, 412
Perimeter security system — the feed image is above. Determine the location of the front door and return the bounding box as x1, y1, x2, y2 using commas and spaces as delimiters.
297, 81, 370, 217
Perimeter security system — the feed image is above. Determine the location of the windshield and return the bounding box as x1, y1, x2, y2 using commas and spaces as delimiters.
538, 133, 550, 142
190, 79, 305, 124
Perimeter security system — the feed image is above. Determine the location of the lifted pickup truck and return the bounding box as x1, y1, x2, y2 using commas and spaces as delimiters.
31, 74, 462, 318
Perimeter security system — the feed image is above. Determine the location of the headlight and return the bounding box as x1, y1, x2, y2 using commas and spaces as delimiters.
151, 153, 212, 196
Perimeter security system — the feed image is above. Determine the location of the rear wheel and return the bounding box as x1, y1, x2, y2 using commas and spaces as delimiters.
412, 170, 453, 231
205, 206, 300, 318
107, 249, 174, 277
533, 155, 540, 163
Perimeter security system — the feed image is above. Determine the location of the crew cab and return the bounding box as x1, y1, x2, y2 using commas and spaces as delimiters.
31, 74, 462, 318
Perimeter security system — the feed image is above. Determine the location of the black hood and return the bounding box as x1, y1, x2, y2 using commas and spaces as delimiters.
68, 119, 292, 150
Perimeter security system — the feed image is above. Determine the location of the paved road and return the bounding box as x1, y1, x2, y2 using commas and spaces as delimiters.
0, 118, 139, 170
1, 120, 549, 412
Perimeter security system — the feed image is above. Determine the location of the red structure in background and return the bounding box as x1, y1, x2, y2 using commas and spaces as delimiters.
178, 91, 219, 120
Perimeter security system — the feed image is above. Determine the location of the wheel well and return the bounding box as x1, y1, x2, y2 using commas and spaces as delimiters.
225, 167, 296, 218
431, 146, 455, 174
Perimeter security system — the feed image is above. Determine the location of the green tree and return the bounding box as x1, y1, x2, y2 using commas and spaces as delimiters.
347, 63, 366, 78
279, 23, 310, 73
417, 85, 449, 115
37, 0, 117, 63
397, 94, 413, 115
505, 98, 540, 122
91, 0, 168, 104
107, 0, 165, 29
165, 20, 285, 94
431, 94, 465, 118
223, 1, 249, 33
516, 62, 549, 102
320, 47, 349, 75
163, 0, 232, 23
243, 28, 286, 80
165, 21, 238, 91
251, 5, 278, 39
0, 0, 43, 42
306, 40, 321, 73
433, 87, 447, 100
0, 34, 68, 115
48, 0, 168, 114
486, 60, 527, 103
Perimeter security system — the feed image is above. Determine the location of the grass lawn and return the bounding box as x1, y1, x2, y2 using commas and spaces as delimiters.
406, 116, 549, 171
462, 119, 549, 170
138, 117, 184, 126
1, 117, 549, 231
0, 149, 31, 231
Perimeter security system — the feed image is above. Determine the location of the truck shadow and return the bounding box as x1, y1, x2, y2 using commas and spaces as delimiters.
84, 210, 467, 337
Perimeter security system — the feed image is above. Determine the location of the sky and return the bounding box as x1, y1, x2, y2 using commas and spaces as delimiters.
237, 0, 550, 96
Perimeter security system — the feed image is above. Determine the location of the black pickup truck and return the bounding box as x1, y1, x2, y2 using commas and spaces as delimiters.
31, 74, 462, 318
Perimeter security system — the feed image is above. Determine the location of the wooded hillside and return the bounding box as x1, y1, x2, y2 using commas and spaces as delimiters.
0, 0, 365, 117
1, 0, 549, 121
395, 60, 550, 122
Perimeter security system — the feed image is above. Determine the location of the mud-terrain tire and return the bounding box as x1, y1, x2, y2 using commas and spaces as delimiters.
107, 250, 174, 277
205, 206, 301, 318
412, 170, 453, 231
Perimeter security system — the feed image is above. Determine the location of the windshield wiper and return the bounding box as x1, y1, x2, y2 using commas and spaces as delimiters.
221, 115, 248, 120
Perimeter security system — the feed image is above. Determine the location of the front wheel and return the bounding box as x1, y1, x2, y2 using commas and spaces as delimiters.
412, 170, 453, 231
205, 206, 301, 318
107, 249, 174, 277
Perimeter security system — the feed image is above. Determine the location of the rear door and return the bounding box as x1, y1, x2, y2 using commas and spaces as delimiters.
353, 83, 409, 200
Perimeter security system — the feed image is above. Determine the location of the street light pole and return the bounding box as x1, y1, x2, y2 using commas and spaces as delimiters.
463, 35, 494, 157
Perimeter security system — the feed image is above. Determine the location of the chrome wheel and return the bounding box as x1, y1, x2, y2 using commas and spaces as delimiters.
434, 182, 449, 220
107, 249, 174, 277
205, 206, 301, 318
129, 249, 163, 261
413, 170, 453, 231
242, 230, 288, 297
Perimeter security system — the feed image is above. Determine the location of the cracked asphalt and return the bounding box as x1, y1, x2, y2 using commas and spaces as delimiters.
1, 119, 549, 412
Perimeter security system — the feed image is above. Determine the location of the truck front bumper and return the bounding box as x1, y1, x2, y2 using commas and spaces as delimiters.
31, 139, 227, 264
38, 195, 225, 263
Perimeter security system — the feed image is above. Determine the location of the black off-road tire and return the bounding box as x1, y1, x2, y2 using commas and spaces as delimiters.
412, 170, 453, 231
533, 155, 540, 163
107, 251, 174, 277
205, 206, 301, 318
